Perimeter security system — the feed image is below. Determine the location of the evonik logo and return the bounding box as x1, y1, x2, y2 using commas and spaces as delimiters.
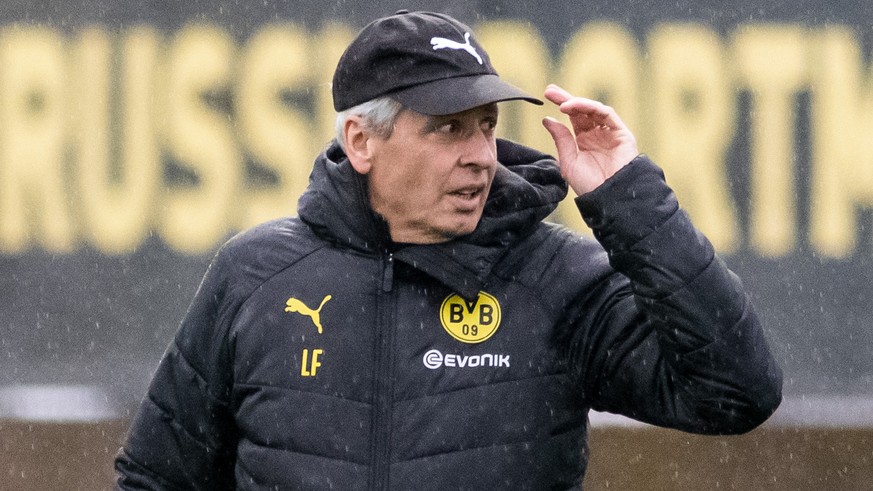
423, 349, 510, 370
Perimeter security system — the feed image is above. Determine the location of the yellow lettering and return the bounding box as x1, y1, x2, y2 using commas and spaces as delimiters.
313, 23, 355, 146
809, 28, 873, 257
476, 21, 551, 151
301, 349, 309, 376
159, 24, 242, 254
71, 27, 112, 250
552, 23, 642, 233
732, 25, 807, 256
236, 24, 315, 229
118, 27, 164, 253
556, 22, 642, 134
0, 26, 74, 253
301, 348, 323, 377
648, 24, 739, 253
4, 20, 870, 261
73, 27, 160, 254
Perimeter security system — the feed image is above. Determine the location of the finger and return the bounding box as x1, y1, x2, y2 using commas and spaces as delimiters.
545, 84, 629, 136
545, 85, 597, 135
559, 98, 628, 132
543, 84, 574, 106
542, 116, 577, 172
545, 85, 615, 133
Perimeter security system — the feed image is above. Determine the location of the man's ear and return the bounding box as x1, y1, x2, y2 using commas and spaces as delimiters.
343, 116, 373, 175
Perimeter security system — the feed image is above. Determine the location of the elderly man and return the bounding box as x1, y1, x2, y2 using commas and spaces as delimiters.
116, 10, 781, 490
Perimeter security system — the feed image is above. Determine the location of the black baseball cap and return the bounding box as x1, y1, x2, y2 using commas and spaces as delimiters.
332, 10, 543, 115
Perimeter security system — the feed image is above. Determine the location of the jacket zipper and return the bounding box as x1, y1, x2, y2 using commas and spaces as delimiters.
370, 253, 395, 490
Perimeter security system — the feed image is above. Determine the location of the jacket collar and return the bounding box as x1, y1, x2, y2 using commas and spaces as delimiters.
298, 139, 567, 299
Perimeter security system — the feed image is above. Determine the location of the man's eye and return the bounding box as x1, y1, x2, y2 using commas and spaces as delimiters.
481, 119, 497, 132
436, 121, 459, 134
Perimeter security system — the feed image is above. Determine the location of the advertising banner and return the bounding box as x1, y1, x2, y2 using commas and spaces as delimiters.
1, 0, 871, 417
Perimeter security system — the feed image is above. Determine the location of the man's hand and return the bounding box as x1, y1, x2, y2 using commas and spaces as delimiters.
542, 84, 639, 195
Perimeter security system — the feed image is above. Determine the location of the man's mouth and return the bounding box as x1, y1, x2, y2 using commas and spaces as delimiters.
452, 189, 481, 199
448, 186, 486, 210
450, 184, 485, 198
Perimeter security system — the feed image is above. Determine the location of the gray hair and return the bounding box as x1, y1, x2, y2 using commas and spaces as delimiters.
335, 96, 405, 152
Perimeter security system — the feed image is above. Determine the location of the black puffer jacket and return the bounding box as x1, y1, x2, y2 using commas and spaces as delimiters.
115, 139, 782, 490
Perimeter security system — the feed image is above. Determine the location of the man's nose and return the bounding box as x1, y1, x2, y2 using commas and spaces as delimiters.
461, 130, 497, 168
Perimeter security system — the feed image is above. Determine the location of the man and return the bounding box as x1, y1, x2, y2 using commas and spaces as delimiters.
116, 10, 782, 490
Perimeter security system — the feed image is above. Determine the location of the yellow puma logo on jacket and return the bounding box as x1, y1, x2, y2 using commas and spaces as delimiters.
284, 295, 332, 334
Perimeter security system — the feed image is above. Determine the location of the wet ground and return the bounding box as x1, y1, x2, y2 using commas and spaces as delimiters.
2, 417, 870, 490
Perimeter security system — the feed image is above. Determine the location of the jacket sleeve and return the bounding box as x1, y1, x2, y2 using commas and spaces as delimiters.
568, 155, 782, 435
115, 247, 239, 490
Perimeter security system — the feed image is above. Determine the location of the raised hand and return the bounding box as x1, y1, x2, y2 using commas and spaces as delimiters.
541, 84, 639, 195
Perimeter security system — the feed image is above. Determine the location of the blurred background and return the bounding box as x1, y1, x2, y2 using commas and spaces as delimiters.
0, 0, 871, 489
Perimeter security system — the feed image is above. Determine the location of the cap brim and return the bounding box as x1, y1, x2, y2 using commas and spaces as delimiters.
388, 74, 543, 116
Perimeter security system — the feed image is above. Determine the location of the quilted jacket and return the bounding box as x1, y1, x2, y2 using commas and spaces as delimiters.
115, 139, 782, 490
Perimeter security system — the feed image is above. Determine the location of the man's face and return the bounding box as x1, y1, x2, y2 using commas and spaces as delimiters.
365, 103, 499, 244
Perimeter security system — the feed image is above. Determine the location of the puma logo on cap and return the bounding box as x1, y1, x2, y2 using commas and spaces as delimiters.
430, 32, 483, 64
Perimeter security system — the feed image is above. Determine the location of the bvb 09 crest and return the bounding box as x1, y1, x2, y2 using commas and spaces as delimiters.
439, 292, 502, 344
